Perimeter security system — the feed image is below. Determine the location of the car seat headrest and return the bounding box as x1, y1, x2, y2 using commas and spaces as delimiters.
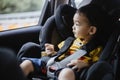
109, 8, 120, 22
55, 4, 76, 39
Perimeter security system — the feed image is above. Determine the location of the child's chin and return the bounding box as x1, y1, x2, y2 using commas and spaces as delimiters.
74, 35, 78, 38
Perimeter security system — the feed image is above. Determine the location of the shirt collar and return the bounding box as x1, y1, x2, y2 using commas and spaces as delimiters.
76, 38, 87, 45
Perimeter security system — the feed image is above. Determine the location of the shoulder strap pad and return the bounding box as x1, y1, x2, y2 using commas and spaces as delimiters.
55, 37, 75, 61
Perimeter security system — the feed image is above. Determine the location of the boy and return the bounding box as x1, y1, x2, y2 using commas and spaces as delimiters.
20, 4, 112, 80
57, 4, 113, 80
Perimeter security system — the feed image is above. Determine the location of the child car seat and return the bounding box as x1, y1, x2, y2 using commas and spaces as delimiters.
40, 4, 76, 51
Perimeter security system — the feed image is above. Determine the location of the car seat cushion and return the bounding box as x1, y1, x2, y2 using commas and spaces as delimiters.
55, 4, 76, 39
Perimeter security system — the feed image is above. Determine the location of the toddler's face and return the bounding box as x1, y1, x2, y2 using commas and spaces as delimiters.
72, 13, 92, 40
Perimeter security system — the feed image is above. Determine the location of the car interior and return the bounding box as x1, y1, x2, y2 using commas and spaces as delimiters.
0, 0, 120, 80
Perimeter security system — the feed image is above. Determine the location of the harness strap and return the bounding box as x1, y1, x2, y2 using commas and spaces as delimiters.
55, 37, 75, 61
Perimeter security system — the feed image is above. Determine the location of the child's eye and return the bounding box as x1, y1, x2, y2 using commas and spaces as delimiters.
75, 23, 80, 26
73, 21, 81, 26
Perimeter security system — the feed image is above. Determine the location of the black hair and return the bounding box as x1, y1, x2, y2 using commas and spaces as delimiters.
77, 4, 111, 35
76, 4, 114, 52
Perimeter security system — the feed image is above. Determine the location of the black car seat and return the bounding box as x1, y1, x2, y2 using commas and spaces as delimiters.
40, 4, 76, 51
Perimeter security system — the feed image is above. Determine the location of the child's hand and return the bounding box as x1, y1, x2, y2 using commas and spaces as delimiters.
67, 60, 89, 72
45, 43, 55, 55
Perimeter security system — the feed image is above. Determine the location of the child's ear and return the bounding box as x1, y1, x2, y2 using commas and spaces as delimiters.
89, 26, 97, 35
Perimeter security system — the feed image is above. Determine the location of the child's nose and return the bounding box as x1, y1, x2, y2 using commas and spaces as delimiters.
72, 25, 75, 30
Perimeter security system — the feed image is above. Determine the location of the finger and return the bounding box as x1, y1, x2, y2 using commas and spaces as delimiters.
46, 47, 51, 50
71, 60, 78, 64
72, 65, 78, 71
77, 68, 81, 72
45, 43, 51, 47
67, 62, 74, 66
67, 60, 76, 66
46, 45, 53, 50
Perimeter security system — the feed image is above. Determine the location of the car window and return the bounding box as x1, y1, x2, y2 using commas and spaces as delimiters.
74, 0, 92, 9
0, 0, 46, 31
74, 0, 83, 8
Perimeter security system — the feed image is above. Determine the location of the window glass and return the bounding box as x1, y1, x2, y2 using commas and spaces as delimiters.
74, 0, 92, 9
0, 0, 46, 31
74, 0, 83, 8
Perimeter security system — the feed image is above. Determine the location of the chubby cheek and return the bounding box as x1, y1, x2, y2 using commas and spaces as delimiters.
75, 29, 88, 38
74, 30, 82, 38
